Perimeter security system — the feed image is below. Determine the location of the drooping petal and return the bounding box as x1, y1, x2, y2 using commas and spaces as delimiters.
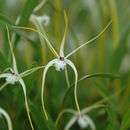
59, 11, 68, 57
0, 107, 13, 130
6, 25, 18, 74
18, 78, 34, 130
11, 25, 59, 58
82, 115, 96, 130
19, 65, 45, 78
65, 21, 112, 58
65, 67, 70, 88
41, 59, 57, 120
64, 116, 77, 130
65, 59, 81, 118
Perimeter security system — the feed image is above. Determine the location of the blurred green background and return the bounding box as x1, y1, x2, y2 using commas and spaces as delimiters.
0, 0, 130, 130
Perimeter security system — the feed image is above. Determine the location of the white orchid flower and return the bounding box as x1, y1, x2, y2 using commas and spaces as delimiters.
0, 26, 44, 130
56, 104, 104, 130
30, 14, 50, 26
12, 12, 112, 120
0, 107, 12, 130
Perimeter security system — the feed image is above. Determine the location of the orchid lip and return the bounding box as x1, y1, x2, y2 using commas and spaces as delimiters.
59, 57, 64, 61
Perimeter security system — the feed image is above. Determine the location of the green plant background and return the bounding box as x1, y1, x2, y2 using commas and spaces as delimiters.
0, 0, 130, 130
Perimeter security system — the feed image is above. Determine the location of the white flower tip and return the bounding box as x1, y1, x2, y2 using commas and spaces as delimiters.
5, 73, 19, 85
54, 58, 67, 71
77, 115, 89, 129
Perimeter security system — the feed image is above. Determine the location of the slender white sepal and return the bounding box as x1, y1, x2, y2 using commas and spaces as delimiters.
12, 26, 59, 58
64, 116, 77, 130
4, 68, 14, 73
19, 78, 34, 130
6, 25, 18, 74
65, 59, 81, 118
65, 67, 70, 88
59, 11, 68, 57
65, 21, 112, 58
5, 25, 34, 130
20, 66, 45, 77
0, 107, 13, 130
41, 59, 57, 120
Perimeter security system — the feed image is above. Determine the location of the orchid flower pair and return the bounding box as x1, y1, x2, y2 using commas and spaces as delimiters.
0, 107, 12, 130
56, 104, 104, 130
0, 26, 45, 130
12, 12, 112, 120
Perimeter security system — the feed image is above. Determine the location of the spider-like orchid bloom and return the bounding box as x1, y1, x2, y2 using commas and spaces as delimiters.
30, 14, 50, 27
12, 12, 112, 120
0, 107, 12, 130
56, 104, 104, 130
0, 26, 44, 130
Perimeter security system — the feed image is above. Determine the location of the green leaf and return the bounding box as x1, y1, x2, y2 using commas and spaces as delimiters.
106, 105, 115, 122
30, 102, 48, 130
93, 81, 111, 100
0, 117, 8, 130
120, 108, 130, 130
0, 14, 39, 53
0, 13, 14, 25
106, 105, 117, 130
110, 22, 130, 72
24, 62, 38, 95
18, 0, 38, 26
0, 51, 10, 71
78, 73, 120, 83
30, 102, 58, 130
61, 73, 119, 109
14, 0, 38, 47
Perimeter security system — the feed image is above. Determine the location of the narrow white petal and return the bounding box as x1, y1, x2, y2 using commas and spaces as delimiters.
64, 116, 77, 130
18, 78, 34, 130
6, 25, 18, 73
41, 59, 57, 120
0, 107, 12, 130
66, 59, 81, 118
81, 104, 105, 114
65, 21, 112, 58
0, 73, 11, 79
12, 25, 59, 58
59, 11, 68, 57
4, 68, 14, 73
19, 65, 45, 77
65, 67, 70, 88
